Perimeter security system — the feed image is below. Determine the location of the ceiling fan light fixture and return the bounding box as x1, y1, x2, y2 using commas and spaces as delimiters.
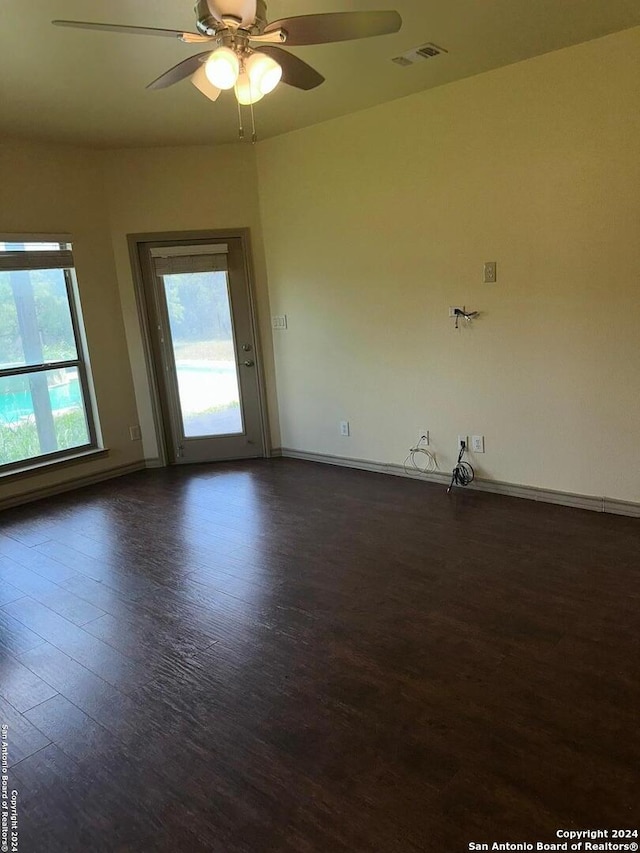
234, 71, 264, 105
246, 52, 282, 95
205, 46, 240, 89
191, 64, 222, 101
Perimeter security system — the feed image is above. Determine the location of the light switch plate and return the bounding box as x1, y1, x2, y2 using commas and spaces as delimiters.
272, 315, 287, 329
483, 262, 497, 283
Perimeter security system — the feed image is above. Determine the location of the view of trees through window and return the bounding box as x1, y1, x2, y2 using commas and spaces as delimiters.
164, 272, 234, 359
0, 241, 94, 469
162, 271, 242, 437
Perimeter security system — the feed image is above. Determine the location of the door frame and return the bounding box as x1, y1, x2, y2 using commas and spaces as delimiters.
127, 229, 270, 467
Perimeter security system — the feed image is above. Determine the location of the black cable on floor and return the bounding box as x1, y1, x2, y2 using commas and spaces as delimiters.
447, 442, 475, 493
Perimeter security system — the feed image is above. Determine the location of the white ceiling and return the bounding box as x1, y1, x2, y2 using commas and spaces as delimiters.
2, 0, 639, 149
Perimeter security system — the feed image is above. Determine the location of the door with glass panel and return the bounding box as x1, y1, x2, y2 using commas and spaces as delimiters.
145, 238, 264, 464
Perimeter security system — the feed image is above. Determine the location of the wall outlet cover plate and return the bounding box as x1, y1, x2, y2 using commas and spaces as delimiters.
471, 435, 485, 453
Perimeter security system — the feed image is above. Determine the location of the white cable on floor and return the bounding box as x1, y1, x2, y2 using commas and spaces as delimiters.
403, 436, 438, 476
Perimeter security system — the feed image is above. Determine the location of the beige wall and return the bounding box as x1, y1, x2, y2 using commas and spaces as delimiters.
256, 27, 640, 503
0, 139, 278, 505
2, 26, 639, 508
101, 143, 279, 460
0, 140, 143, 505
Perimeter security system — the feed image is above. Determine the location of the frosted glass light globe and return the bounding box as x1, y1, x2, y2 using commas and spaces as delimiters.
246, 52, 282, 96
191, 64, 221, 102
234, 71, 264, 106
205, 47, 240, 90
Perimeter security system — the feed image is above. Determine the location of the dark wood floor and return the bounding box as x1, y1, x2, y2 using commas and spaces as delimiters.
1, 459, 638, 852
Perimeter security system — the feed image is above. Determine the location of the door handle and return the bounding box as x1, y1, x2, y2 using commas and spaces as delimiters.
243, 360, 255, 367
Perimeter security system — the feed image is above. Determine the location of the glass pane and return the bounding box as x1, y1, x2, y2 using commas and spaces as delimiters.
0, 241, 68, 252
162, 271, 243, 438
0, 267, 77, 369
0, 367, 90, 467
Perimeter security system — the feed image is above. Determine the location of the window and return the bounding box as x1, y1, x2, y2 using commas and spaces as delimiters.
0, 238, 99, 472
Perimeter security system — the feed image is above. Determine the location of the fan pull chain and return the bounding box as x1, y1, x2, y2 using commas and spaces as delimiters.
249, 99, 257, 144
237, 99, 244, 141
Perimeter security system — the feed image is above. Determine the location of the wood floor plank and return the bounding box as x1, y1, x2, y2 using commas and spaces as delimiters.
0, 459, 638, 851
2, 597, 153, 690
0, 695, 51, 767
17, 642, 124, 721
32, 539, 167, 599
82, 610, 215, 661
58, 572, 147, 609
9, 742, 205, 853
0, 521, 55, 547
0, 558, 106, 625
24, 694, 115, 765
0, 608, 46, 655
0, 579, 24, 606
10, 742, 84, 807
0, 536, 80, 583
0, 655, 59, 713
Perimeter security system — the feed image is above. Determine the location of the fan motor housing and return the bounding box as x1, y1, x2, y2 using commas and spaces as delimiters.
196, 0, 267, 34
195, 0, 218, 35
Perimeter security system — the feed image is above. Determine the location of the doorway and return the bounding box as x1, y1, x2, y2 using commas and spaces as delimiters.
134, 232, 266, 464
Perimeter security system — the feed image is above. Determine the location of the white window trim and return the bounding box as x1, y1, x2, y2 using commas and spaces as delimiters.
0, 236, 101, 475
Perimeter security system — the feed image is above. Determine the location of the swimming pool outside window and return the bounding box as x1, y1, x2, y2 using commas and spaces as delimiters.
0, 238, 99, 472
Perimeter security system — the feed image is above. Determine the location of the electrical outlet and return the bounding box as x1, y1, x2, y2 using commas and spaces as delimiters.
420, 430, 430, 445
129, 425, 141, 441
340, 420, 350, 437
457, 435, 467, 450
471, 435, 485, 453
483, 262, 497, 283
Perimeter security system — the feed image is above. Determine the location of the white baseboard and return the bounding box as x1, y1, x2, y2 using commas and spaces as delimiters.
4, 448, 637, 519
144, 457, 164, 469
604, 497, 640, 518
0, 461, 147, 512
274, 447, 640, 518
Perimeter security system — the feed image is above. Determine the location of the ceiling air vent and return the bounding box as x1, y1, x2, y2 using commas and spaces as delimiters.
391, 43, 448, 67
391, 55, 413, 67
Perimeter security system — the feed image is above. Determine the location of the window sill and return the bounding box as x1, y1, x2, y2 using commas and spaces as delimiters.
0, 448, 110, 482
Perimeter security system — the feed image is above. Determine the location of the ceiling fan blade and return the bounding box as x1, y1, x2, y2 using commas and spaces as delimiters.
264, 11, 402, 46
181, 33, 216, 44
250, 29, 286, 45
147, 52, 213, 90
255, 47, 324, 91
52, 20, 208, 41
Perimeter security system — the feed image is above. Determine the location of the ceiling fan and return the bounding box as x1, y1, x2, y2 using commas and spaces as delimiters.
52, 1, 402, 108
